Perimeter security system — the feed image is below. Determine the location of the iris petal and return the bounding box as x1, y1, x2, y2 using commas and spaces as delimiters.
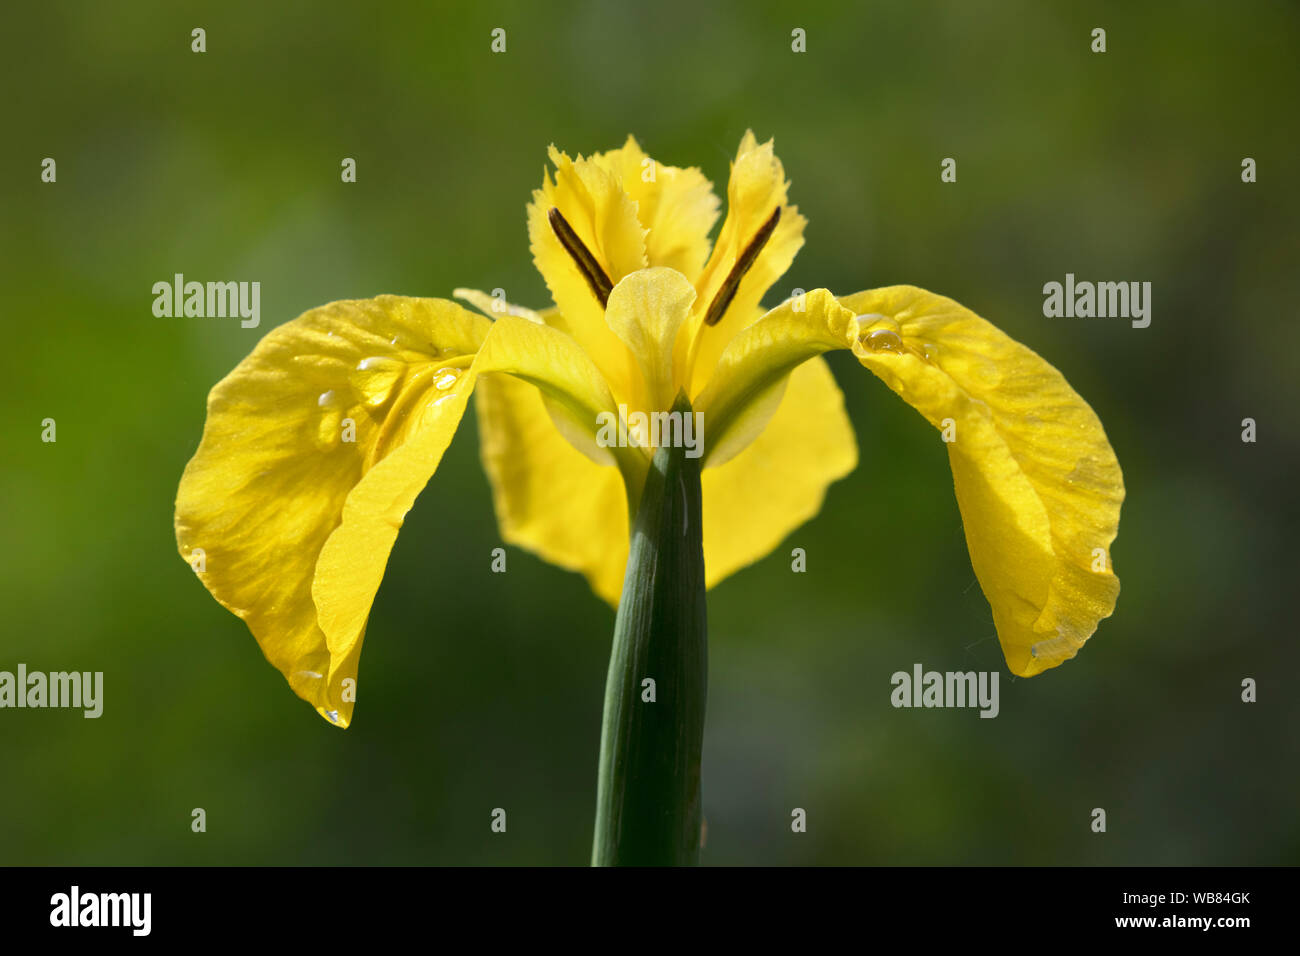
476, 370, 631, 605
683, 131, 807, 394
697, 285, 1124, 676
592, 135, 720, 281
526, 147, 645, 402
175, 296, 491, 727
177, 301, 636, 727
701, 355, 857, 588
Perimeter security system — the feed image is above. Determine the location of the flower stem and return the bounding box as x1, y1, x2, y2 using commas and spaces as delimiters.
591, 392, 708, 866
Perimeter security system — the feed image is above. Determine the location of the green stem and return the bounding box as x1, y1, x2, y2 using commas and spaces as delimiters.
592, 393, 708, 866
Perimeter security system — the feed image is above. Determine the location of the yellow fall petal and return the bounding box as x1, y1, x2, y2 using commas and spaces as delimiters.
697, 285, 1123, 676
313, 313, 639, 675
177, 298, 635, 729
175, 296, 491, 728
840, 286, 1123, 676
476, 351, 856, 604
476, 370, 631, 605
311, 379, 474, 703
701, 355, 857, 588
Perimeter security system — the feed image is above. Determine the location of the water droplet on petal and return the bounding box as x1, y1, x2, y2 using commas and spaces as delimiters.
864, 328, 904, 353
852, 314, 906, 355
326, 709, 339, 723
432, 367, 461, 390
351, 356, 404, 407
920, 342, 939, 363
315, 391, 342, 450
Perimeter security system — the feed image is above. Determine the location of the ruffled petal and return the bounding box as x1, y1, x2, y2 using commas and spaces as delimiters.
592, 135, 720, 281
684, 131, 807, 393
526, 147, 646, 402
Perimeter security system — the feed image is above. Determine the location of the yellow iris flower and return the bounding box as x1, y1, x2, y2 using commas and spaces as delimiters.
175, 132, 1123, 729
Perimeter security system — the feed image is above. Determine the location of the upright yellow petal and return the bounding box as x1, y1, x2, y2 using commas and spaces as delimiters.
696, 285, 1123, 676
175, 297, 491, 727
684, 131, 807, 393
527, 147, 646, 401
593, 136, 721, 281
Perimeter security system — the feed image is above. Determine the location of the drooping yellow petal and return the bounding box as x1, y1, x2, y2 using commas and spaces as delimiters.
476, 369, 631, 605
317, 315, 640, 679
312, 379, 474, 694
700, 355, 857, 588
696, 285, 1123, 676
592, 136, 720, 281
684, 131, 807, 394
527, 146, 646, 401
841, 287, 1123, 675
604, 268, 697, 414
175, 296, 491, 728
177, 296, 640, 728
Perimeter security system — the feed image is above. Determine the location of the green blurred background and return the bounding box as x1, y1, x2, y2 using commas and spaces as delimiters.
2, 0, 1297, 865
